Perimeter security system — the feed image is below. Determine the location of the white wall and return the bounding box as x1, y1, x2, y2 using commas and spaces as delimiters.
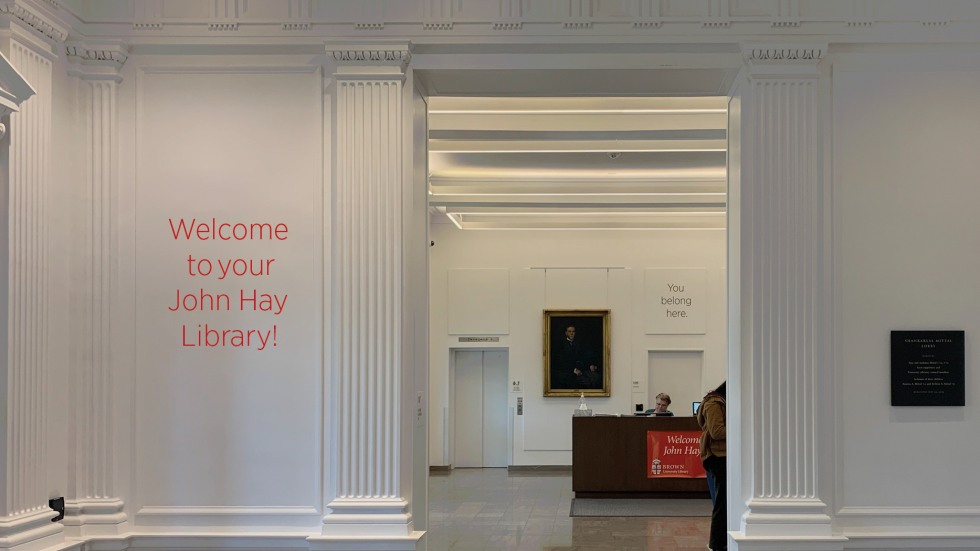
428, 222, 727, 466
834, 57, 980, 526
123, 56, 324, 528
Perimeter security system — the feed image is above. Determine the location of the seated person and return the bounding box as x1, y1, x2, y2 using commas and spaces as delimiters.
645, 392, 674, 416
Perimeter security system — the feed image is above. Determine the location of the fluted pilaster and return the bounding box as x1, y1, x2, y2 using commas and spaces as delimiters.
63, 42, 128, 537
0, 28, 60, 551
734, 44, 844, 549
314, 42, 422, 550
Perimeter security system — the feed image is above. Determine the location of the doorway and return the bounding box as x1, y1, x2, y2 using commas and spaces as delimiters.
419, 58, 740, 535
452, 349, 509, 468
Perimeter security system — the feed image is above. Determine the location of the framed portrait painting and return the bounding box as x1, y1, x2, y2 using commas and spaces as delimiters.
543, 309, 610, 397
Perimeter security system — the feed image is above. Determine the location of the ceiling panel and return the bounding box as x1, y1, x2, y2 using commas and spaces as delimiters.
428, 96, 728, 230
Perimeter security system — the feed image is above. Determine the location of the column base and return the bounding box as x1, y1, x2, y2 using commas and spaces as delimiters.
741, 498, 837, 538
321, 498, 415, 538
62, 498, 127, 537
0, 509, 63, 551
733, 497, 846, 550
315, 497, 422, 550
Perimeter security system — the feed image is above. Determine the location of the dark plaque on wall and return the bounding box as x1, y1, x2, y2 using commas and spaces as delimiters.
891, 330, 965, 406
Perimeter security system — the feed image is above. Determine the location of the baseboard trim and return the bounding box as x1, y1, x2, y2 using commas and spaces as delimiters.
843, 533, 980, 550
29, 529, 980, 551
506, 465, 571, 472
428, 465, 572, 476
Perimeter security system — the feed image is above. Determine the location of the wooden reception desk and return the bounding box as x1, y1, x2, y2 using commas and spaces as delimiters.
572, 415, 710, 498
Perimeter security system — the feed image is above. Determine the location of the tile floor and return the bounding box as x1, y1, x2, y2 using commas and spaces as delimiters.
426, 468, 711, 551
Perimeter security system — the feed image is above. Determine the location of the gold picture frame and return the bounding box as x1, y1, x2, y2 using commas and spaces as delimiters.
543, 309, 610, 397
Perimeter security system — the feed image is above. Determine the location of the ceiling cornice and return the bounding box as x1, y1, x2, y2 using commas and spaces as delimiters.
50, 0, 980, 47
0, 0, 69, 43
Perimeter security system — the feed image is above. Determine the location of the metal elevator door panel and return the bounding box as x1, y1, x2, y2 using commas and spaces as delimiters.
481, 350, 508, 468
454, 350, 484, 468
453, 349, 509, 468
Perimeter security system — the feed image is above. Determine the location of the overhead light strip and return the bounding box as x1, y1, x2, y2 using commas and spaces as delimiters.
429, 108, 727, 115
430, 148, 726, 153
429, 192, 727, 197
448, 211, 726, 216
457, 226, 727, 231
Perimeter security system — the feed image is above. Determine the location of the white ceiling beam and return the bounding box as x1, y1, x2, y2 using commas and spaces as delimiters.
449, 212, 727, 230
427, 177, 726, 193
428, 95, 728, 113
428, 138, 727, 152
431, 195, 725, 209
427, 112, 727, 132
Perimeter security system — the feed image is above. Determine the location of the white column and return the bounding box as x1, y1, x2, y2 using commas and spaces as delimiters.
62, 42, 128, 537
0, 12, 62, 551
311, 42, 423, 551
732, 44, 845, 550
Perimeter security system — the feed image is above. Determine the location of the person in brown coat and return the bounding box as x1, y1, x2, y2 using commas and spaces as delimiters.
697, 381, 727, 551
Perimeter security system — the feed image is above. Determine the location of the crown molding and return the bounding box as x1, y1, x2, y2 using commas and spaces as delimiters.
0, 0, 69, 43
47, 1, 980, 47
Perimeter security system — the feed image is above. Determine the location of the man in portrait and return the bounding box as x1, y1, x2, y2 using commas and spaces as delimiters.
551, 323, 602, 390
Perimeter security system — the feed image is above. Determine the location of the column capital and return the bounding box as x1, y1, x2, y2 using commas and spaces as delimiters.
325, 41, 412, 80
0, 46, 36, 139
66, 41, 129, 82
741, 43, 827, 77
0, 0, 69, 43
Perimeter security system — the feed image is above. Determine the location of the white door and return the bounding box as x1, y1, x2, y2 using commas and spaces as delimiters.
648, 350, 704, 417
453, 349, 508, 467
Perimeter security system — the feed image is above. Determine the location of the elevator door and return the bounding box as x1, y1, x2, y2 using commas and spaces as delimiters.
453, 349, 508, 468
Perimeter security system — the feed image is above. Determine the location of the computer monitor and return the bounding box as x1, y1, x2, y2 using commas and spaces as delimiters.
692, 401, 701, 415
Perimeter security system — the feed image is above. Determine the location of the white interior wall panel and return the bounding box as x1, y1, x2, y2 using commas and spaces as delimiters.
132, 64, 323, 522
835, 63, 980, 516
446, 268, 509, 335
647, 351, 703, 415
544, 269, 609, 309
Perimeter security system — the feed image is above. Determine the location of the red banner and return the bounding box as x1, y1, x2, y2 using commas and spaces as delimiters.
646, 430, 706, 478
